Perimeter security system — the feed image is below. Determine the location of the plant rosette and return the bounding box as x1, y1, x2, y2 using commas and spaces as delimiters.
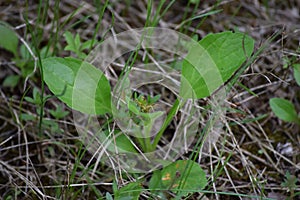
42, 27, 254, 172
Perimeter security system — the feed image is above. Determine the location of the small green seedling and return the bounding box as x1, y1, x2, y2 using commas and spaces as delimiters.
49, 104, 70, 120
23, 88, 65, 134
133, 93, 160, 113
281, 171, 300, 199
270, 57, 300, 125
24, 87, 43, 105
64, 31, 96, 59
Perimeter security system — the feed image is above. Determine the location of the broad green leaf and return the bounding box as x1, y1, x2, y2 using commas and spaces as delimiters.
149, 170, 163, 190
270, 98, 299, 123
102, 130, 137, 153
148, 170, 167, 198
149, 160, 207, 197
0, 22, 18, 56
293, 64, 300, 86
180, 31, 255, 99
42, 57, 111, 114
115, 134, 137, 153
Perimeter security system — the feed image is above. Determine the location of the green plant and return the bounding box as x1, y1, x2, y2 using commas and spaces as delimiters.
132, 93, 160, 113
22, 88, 67, 134
281, 171, 300, 200
41, 31, 254, 153
0, 21, 53, 88
24, 87, 48, 116
113, 181, 143, 200
270, 56, 300, 125
49, 104, 70, 120
63, 31, 97, 59
40, 30, 254, 197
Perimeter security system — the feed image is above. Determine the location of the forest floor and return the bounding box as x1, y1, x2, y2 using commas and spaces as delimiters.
0, 0, 300, 199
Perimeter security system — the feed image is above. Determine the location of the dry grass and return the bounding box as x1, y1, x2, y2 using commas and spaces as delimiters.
0, 0, 300, 199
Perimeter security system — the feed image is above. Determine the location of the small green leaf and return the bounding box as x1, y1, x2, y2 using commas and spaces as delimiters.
15, 44, 33, 69
20, 44, 31, 60
115, 182, 142, 200
281, 171, 297, 191
42, 57, 111, 115
33, 88, 42, 103
113, 132, 137, 153
25, 88, 42, 105
149, 170, 163, 191
77, 51, 87, 59
282, 56, 290, 69
127, 99, 141, 114
189, 0, 200, 4
180, 31, 255, 99
40, 46, 52, 59
81, 40, 94, 50
105, 192, 113, 200
293, 64, 300, 86
270, 98, 299, 123
148, 94, 161, 104
24, 96, 35, 104
3, 75, 20, 88
74, 33, 81, 50
149, 160, 207, 197
64, 31, 77, 52
0, 22, 18, 56
20, 113, 36, 121
43, 119, 61, 133
49, 105, 69, 119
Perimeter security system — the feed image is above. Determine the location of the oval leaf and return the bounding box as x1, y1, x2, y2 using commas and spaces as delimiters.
293, 64, 300, 86
42, 57, 111, 114
0, 22, 18, 56
180, 31, 255, 99
150, 160, 207, 197
270, 98, 299, 123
